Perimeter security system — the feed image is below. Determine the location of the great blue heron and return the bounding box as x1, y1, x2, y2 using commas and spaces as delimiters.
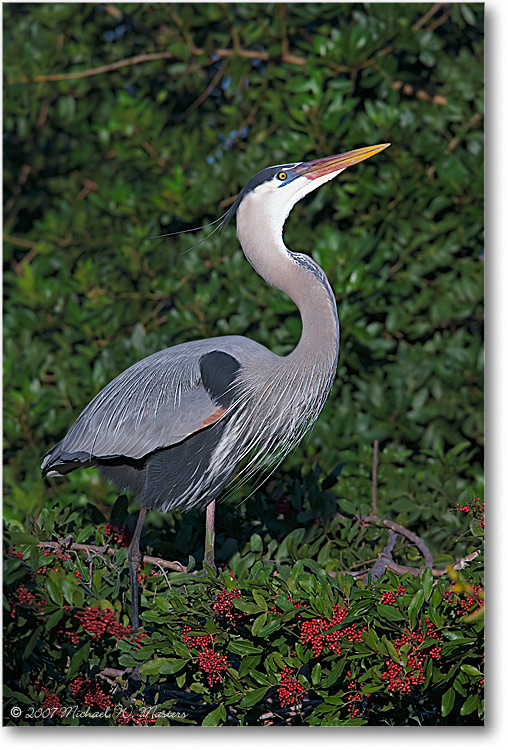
42, 143, 389, 628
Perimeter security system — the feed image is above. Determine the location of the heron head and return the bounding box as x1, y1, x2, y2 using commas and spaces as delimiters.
231, 143, 390, 227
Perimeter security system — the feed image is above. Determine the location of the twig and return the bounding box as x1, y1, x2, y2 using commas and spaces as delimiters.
412, 3, 443, 32
104, 4, 123, 21
76, 177, 98, 202
427, 111, 482, 178
370, 529, 397, 579
334, 512, 434, 568
427, 7, 452, 33
356, 4, 449, 75
100, 667, 127, 679
3, 233, 36, 249
140, 139, 166, 167
38, 541, 187, 573
152, 561, 173, 590
11, 52, 175, 83
279, 5, 306, 66
392, 79, 448, 105
332, 505, 481, 581
4, 164, 32, 225
371, 440, 379, 514
83, 544, 110, 586
444, 112, 483, 155
176, 58, 229, 122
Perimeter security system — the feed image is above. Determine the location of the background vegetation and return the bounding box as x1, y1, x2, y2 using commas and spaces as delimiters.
3, 2, 484, 726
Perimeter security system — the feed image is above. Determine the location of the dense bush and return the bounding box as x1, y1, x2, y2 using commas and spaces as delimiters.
4, 475, 484, 725
3, 2, 483, 726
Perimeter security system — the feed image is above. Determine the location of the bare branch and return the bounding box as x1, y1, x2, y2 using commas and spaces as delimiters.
38, 541, 187, 573
11, 52, 175, 84
412, 3, 444, 32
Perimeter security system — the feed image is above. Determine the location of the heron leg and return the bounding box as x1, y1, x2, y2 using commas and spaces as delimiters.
128, 507, 146, 630
204, 500, 216, 573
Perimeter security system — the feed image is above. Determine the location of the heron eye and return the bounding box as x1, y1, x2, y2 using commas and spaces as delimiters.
277, 171, 288, 181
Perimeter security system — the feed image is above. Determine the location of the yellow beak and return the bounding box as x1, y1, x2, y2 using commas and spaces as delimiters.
299, 143, 390, 180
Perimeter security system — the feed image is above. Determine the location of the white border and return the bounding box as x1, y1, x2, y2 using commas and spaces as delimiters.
2, 1, 501, 747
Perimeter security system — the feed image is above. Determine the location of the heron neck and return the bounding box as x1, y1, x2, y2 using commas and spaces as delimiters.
236, 202, 339, 370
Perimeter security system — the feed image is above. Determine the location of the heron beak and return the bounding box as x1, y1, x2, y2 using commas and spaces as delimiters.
299, 143, 390, 180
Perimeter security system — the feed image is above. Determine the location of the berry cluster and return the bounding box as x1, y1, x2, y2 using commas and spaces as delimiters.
70, 676, 112, 711
104, 522, 131, 547
182, 626, 229, 686
37, 546, 83, 580
16, 583, 37, 607
212, 588, 242, 624
301, 605, 364, 657
41, 688, 64, 716
381, 618, 441, 695
6, 546, 24, 558
443, 583, 484, 618
76, 607, 146, 645
182, 625, 213, 650
380, 584, 406, 606
277, 667, 307, 708
275, 496, 294, 517
197, 648, 230, 686
116, 711, 157, 725
450, 496, 484, 528
8, 583, 47, 619
345, 672, 368, 718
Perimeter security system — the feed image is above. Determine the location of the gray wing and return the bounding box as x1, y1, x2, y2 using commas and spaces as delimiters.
40, 337, 258, 477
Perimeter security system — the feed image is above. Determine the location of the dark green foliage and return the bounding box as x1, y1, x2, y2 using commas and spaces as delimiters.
3, 478, 484, 725
3, 2, 483, 726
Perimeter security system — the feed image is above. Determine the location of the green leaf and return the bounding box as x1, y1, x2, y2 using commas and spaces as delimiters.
23, 626, 42, 660
257, 620, 280, 637
251, 612, 267, 636
140, 657, 170, 675
460, 664, 482, 677
408, 589, 425, 629
158, 658, 189, 674
233, 599, 263, 614
460, 694, 479, 716
45, 608, 63, 631
252, 590, 267, 609
239, 686, 269, 708
9, 533, 39, 546
228, 639, 263, 655
239, 654, 262, 678
46, 571, 63, 606
422, 567, 433, 601
383, 637, 402, 665
250, 533, 263, 552
321, 657, 346, 688
311, 662, 322, 685
202, 704, 226, 726
376, 604, 406, 621
67, 641, 90, 681
441, 686, 455, 717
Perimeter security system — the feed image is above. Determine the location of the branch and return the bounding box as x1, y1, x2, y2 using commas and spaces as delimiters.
412, 3, 444, 32
10, 52, 175, 84
335, 512, 434, 567
38, 541, 187, 573
332, 511, 480, 582
3, 233, 36, 249
176, 58, 229, 122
